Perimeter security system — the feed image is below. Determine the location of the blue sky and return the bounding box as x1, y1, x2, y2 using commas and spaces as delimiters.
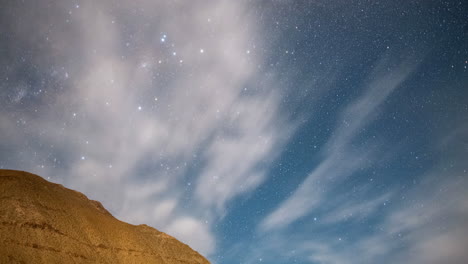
1, 1, 467, 263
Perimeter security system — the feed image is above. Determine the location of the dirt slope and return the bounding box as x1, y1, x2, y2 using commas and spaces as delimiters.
0, 169, 210, 264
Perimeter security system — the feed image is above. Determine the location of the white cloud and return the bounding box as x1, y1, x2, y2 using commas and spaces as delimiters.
165, 217, 215, 256
194, 93, 292, 212
260, 58, 417, 232
253, 123, 468, 264
299, 168, 468, 264
0, 0, 296, 258
152, 199, 177, 225
320, 192, 391, 224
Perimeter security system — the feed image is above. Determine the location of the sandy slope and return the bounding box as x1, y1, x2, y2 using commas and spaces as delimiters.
0, 169, 210, 264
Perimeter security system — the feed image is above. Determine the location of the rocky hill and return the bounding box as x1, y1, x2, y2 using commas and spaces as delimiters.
0, 169, 210, 264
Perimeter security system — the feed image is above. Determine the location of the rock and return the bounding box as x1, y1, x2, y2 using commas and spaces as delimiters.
0, 169, 210, 264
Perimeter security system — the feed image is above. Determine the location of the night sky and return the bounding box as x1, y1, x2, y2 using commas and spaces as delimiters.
1, 1, 467, 263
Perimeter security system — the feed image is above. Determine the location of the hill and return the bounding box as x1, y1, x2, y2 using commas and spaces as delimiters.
0, 169, 210, 264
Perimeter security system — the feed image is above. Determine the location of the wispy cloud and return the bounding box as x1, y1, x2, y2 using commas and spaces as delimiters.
0, 0, 295, 257
300, 164, 468, 264
320, 191, 391, 224
253, 114, 468, 264
260, 58, 417, 231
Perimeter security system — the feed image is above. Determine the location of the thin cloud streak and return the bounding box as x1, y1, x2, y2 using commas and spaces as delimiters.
252, 119, 468, 264
260, 58, 418, 231
301, 166, 468, 264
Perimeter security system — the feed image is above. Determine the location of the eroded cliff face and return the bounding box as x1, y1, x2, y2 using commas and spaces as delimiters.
0, 170, 210, 264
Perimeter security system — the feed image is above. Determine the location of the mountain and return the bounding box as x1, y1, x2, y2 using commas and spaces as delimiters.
0, 169, 210, 264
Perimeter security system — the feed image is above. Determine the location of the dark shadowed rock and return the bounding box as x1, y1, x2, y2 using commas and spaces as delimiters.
0, 170, 210, 264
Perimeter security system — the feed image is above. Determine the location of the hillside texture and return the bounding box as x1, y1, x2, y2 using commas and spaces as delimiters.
0, 169, 210, 264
